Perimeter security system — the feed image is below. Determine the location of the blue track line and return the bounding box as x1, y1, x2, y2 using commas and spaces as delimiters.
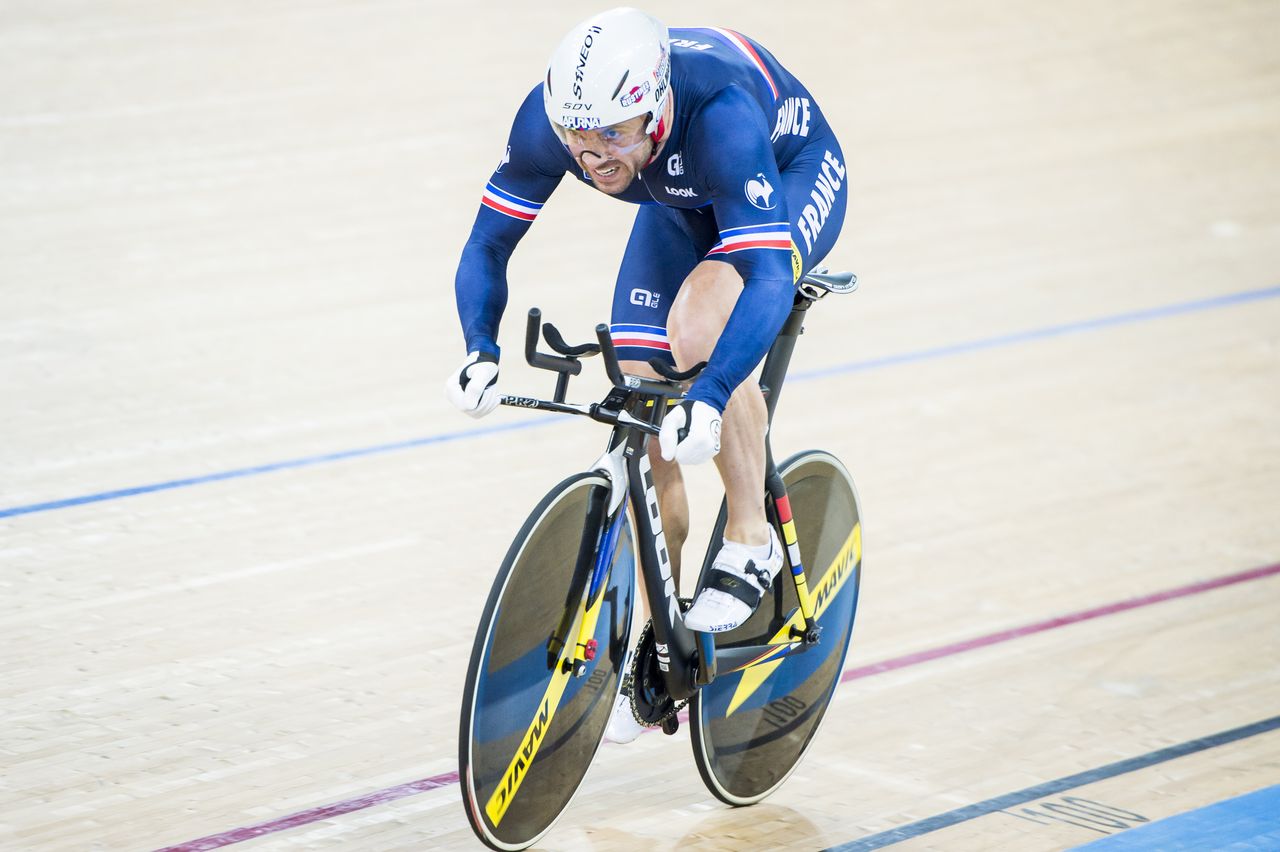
0, 419, 554, 519
825, 715, 1280, 851
4, 284, 1278, 520
791, 284, 1280, 381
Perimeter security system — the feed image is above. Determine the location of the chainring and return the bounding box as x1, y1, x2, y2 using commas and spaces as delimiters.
627, 600, 693, 729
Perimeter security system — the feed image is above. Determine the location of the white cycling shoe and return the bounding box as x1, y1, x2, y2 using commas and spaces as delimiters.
604, 675, 646, 744
683, 527, 784, 633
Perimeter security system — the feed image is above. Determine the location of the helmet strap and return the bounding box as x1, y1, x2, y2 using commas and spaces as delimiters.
644, 109, 669, 167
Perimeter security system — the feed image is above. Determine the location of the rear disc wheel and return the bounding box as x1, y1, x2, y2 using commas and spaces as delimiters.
690, 450, 862, 805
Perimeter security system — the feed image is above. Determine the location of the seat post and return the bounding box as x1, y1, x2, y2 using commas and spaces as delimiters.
758, 297, 814, 424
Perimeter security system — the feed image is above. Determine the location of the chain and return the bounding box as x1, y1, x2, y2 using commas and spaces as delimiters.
624, 615, 691, 729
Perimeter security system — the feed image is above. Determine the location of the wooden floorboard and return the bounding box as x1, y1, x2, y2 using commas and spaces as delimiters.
2, 1, 1277, 850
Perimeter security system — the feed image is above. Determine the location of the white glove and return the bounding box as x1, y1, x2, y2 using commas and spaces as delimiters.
445, 351, 500, 418
659, 399, 722, 464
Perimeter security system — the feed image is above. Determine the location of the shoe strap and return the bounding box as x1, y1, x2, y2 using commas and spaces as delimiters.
703, 565, 766, 608
746, 559, 775, 589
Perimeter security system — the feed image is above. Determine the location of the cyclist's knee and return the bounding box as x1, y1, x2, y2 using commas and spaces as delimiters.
668, 261, 743, 366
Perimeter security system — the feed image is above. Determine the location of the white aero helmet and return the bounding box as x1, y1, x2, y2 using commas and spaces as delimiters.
543, 7, 671, 137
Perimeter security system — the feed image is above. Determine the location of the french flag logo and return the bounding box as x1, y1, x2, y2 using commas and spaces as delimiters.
609, 323, 671, 352
707, 222, 792, 256
480, 182, 542, 222
702, 28, 779, 102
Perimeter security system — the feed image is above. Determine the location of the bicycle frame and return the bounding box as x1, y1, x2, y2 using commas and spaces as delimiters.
626, 292, 830, 701
503, 268, 857, 703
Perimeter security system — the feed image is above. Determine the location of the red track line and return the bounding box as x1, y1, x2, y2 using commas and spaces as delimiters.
156, 774, 458, 851
840, 561, 1280, 682
156, 561, 1280, 851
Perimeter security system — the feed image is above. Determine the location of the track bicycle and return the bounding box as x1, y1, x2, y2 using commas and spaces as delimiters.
458, 268, 863, 851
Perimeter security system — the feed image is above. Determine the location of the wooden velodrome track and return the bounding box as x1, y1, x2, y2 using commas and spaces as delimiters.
3, 0, 1278, 849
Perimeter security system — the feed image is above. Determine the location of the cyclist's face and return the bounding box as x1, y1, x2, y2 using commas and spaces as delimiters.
559, 115, 652, 195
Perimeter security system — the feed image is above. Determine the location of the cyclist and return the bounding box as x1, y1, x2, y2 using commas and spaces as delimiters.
446, 7, 848, 731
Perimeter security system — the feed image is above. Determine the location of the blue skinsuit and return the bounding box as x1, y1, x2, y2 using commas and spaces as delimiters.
454, 27, 848, 411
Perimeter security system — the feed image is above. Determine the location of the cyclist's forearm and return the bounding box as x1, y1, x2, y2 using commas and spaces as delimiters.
686, 275, 793, 411
455, 236, 513, 355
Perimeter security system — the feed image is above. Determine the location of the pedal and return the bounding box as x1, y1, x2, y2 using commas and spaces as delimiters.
661, 716, 679, 736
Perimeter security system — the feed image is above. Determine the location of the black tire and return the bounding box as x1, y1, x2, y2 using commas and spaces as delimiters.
459, 472, 636, 850
690, 450, 862, 805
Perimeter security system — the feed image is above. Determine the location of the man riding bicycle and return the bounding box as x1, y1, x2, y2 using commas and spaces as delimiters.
446, 7, 848, 709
